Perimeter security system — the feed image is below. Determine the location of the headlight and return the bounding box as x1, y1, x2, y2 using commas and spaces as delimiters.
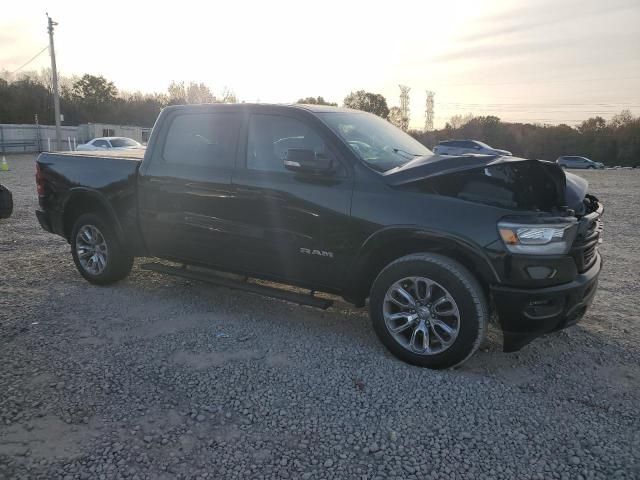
498, 221, 577, 255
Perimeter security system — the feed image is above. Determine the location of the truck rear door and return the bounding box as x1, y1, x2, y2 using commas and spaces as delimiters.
137, 109, 242, 267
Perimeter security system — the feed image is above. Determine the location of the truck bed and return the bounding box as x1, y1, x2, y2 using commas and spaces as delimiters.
36, 151, 143, 243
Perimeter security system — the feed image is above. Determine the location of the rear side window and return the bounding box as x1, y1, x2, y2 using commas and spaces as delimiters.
93, 140, 109, 148
246, 114, 331, 173
163, 113, 238, 168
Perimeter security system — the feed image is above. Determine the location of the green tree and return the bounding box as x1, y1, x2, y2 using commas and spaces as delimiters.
186, 82, 215, 104
167, 81, 186, 105
445, 113, 475, 130
168, 81, 216, 105
71, 74, 117, 122
296, 96, 337, 106
343, 90, 389, 118
221, 87, 238, 103
388, 107, 404, 129
72, 74, 117, 104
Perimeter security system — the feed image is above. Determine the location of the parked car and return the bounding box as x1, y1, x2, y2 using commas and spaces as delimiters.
35, 104, 603, 369
556, 156, 604, 169
76, 137, 144, 151
433, 139, 512, 156
0, 183, 13, 219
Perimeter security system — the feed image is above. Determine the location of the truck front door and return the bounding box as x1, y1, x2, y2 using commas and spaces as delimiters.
228, 109, 354, 290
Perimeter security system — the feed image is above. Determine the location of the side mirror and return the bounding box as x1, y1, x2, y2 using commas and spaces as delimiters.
283, 149, 334, 175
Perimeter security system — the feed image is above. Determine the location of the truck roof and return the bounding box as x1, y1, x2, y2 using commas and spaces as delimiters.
162, 103, 358, 115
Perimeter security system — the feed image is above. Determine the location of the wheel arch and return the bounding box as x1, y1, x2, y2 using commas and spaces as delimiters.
62, 188, 125, 244
345, 227, 498, 304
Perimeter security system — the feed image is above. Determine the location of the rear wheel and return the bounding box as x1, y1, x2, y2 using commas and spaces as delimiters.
70, 213, 133, 285
369, 253, 487, 369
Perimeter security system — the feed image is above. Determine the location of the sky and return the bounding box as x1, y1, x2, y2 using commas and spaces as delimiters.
1, 0, 639, 129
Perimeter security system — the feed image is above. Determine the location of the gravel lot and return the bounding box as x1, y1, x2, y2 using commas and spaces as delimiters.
1, 154, 638, 480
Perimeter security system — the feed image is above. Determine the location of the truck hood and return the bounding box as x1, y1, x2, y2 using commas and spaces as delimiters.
384, 154, 588, 214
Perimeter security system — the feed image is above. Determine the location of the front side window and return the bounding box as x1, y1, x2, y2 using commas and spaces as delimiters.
473, 141, 492, 149
163, 113, 238, 168
247, 114, 330, 173
319, 111, 432, 172
111, 138, 139, 148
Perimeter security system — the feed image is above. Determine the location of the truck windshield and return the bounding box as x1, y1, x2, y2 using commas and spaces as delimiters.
318, 111, 432, 172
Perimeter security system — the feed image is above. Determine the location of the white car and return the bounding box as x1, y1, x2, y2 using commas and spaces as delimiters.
76, 137, 144, 151
433, 140, 512, 156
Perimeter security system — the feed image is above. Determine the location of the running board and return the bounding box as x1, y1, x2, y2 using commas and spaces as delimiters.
140, 263, 333, 310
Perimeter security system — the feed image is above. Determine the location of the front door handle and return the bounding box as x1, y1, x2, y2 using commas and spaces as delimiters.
147, 177, 172, 185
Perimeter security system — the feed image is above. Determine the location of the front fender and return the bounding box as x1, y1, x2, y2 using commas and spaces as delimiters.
344, 226, 499, 302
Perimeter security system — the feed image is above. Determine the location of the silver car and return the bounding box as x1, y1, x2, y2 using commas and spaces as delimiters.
433, 140, 512, 156
556, 156, 604, 169
76, 137, 144, 151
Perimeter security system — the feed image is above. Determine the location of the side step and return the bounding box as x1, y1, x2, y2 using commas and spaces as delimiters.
140, 263, 333, 310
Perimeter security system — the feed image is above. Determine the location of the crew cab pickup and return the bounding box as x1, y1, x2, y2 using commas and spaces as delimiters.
36, 104, 603, 369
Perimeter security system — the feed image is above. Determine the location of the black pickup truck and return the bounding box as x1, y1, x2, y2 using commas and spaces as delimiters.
36, 104, 603, 369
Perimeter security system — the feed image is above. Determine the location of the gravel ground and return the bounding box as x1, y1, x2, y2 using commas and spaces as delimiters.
1, 154, 638, 480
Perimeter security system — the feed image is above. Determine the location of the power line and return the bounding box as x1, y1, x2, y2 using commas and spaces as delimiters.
441, 75, 640, 88
440, 108, 635, 114
439, 102, 640, 107
9, 46, 49, 75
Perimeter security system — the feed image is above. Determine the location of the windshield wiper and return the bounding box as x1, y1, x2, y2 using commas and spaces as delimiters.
392, 148, 421, 159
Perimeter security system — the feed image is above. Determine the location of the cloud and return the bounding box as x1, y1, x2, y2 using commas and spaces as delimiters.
431, 30, 639, 65
458, 0, 639, 43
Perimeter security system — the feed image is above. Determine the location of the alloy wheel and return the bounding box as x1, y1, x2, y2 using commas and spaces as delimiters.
75, 224, 109, 275
383, 276, 460, 355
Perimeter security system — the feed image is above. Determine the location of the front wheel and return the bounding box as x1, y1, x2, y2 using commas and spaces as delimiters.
369, 253, 488, 369
70, 213, 133, 285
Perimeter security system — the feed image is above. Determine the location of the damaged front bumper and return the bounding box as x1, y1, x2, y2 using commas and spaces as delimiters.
491, 252, 601, 352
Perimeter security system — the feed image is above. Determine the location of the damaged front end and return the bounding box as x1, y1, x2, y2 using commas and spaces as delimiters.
384, 154, 579, 213
385, 154, 603, 352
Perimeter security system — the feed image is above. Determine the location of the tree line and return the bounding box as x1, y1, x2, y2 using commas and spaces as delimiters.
1, 71, 638, 166
410, 112, 640, 167
0, 71, 237, 127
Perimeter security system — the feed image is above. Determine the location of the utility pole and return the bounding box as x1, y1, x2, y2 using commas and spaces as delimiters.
47, 13, 62, 151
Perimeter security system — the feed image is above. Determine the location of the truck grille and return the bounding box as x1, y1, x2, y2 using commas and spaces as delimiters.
571, 217, 602, 273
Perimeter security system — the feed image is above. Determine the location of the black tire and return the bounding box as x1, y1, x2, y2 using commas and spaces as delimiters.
70, 213, 133, 285
369, 253, 487, 369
